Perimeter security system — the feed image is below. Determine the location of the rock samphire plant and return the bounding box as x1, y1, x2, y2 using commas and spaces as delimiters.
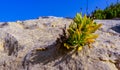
64, 13, 102, 51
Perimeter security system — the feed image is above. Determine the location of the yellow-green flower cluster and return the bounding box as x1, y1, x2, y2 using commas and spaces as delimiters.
64, 13, 102, 51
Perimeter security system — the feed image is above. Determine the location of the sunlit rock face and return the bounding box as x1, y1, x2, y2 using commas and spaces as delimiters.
0, 17, 120, 70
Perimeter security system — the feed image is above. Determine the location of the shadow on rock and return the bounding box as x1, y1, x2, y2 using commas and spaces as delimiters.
115, 59, 120, 69
4, 34, 17, 56
4, 33, 21, 57
111, 25, 120, 33
0, 22, 8, 28
22, 28, 75, 69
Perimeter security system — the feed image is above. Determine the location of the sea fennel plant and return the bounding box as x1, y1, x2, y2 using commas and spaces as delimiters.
64, 13, 102, 51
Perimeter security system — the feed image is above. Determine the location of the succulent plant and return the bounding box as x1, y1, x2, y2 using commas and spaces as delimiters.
64, 13, 102, 51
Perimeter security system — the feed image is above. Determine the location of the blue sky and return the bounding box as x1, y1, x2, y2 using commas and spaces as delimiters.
0, 0, 117, 22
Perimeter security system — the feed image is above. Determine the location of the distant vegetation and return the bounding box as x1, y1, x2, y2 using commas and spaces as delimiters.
91, 2, 120, 19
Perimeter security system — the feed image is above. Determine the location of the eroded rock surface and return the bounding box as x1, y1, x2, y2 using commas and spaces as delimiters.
0, 18, 120, 70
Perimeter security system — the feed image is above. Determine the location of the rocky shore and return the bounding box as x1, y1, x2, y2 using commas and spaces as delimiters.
0, 17, 120, 70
